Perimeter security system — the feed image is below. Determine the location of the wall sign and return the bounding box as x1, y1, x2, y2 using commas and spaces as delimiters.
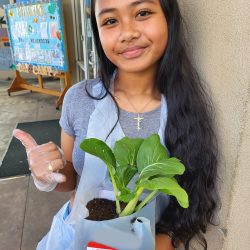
4, 0, 68, 74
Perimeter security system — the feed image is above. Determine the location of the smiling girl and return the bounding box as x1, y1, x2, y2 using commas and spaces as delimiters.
14, 0, 219, 249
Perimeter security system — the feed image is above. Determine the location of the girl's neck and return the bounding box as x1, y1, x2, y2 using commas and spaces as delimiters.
115, 69, 158, 96
113, 69, 161, 113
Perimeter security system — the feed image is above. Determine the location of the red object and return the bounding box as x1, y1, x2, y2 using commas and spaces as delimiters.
87, 241, 117, 250
0, 37, 9, 42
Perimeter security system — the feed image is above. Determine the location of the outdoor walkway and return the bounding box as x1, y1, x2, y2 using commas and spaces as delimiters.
0, 79, 71, 250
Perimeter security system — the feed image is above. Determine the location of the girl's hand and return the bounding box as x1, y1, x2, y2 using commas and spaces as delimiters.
13, 129, 66, 192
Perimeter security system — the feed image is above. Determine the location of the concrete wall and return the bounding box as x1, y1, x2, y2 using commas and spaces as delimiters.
179, 0, 250, 249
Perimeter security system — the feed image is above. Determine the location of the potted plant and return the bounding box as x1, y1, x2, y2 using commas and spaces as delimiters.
73, 134, 189, 250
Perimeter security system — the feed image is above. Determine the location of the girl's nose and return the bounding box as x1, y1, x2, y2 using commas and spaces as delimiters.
118, 22, 141, 43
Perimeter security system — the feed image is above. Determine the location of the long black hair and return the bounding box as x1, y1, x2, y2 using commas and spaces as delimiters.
90, 0, 219, 249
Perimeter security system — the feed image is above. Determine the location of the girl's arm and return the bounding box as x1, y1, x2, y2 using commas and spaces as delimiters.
55, 130, 77, 192
156, 234, 175, 250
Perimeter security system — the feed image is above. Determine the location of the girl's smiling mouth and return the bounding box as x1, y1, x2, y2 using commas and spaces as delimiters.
119, 46, 147, 59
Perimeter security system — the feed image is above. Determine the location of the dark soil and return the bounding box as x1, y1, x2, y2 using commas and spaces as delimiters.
86, 198, 127, 221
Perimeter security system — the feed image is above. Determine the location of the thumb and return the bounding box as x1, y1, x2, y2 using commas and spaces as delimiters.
13, 129, 38, 153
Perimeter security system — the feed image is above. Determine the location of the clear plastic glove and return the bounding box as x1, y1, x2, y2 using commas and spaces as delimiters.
13, 129, 66, 192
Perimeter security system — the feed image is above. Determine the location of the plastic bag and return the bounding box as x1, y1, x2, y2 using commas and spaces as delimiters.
72, 190, 156, 250
37, 202, 75, 250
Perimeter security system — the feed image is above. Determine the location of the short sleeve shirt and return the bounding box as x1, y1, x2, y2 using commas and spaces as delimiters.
59, 79, 161, 177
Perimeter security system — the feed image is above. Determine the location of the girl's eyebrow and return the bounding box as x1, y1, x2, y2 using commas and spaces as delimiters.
97, 7, 116, 18
97, 0, 156, 17
130, 0, 156, 7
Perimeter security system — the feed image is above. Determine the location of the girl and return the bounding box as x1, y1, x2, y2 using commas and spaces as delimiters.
13, 0, 219, 249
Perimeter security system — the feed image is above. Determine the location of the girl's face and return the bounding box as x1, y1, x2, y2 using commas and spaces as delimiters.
95, 0, 168, 74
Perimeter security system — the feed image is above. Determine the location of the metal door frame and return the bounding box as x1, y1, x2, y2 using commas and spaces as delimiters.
71, 0, 97, 82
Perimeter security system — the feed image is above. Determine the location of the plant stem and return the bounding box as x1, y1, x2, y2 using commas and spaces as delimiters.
135, 190, 158, 212
110, 173, 121, 214
120, 187, 144, 217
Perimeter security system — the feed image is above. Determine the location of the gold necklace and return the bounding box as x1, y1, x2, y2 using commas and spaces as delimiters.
118, 93, 154, 131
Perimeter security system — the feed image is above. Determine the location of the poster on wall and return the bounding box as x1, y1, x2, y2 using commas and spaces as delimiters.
4, 0, 68, 75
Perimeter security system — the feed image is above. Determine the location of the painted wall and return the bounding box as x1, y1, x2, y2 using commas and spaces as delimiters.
179, 0, 250, 249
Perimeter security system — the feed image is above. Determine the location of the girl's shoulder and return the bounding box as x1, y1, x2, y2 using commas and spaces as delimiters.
65, 78, 102, 98
60, 78, 102, 137
63, 78, 102, 105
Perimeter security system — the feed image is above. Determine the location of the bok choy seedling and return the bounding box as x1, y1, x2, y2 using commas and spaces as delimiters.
80, 134, 189, 217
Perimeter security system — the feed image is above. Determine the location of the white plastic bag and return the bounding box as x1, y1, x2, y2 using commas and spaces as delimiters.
37, 202, 75, 250
72, 190, 156, 250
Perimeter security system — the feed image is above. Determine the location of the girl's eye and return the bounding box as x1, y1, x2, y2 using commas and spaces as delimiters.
103, 18, 117, 26
137, 10, 153, 18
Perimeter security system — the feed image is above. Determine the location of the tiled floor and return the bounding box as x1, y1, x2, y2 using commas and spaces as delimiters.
0, 79, 71, 250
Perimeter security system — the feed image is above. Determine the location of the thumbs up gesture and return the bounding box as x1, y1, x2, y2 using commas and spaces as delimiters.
13, 129, 66, 192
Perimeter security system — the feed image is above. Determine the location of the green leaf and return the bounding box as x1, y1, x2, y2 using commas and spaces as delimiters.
120, 187, 131, 195
138, 177, 189, 208
80, 138, 116, 169
160, 188, 189, 209
114, 137, 143, 167
139, 158, 185, 180
118, 192, 136, 203
80, 138, 122, 214
137, 134, 169, 173
115, 164, 137, 191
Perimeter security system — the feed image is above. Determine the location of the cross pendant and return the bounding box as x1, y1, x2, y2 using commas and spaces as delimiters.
134, 114, 144, 131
